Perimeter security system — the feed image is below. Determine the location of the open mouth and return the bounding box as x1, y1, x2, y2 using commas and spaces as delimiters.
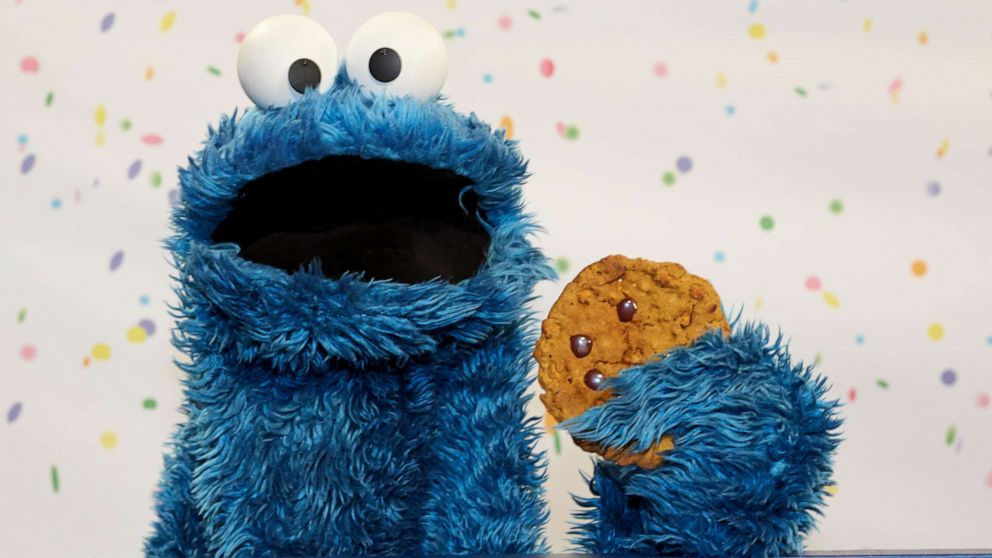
210, 155, 490, 284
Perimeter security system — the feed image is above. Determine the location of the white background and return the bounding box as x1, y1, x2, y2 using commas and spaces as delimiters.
2, 1, 991, 556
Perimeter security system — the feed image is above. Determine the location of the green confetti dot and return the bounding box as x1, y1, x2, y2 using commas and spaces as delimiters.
945, 424, 956, 446
552, 429, 561, 454
119, 119, 132, 131
555, 256, 570, 274
795, 86, 807, 97
661, 171, 676, 186
442, 30, 455, 39
528, 9, 542, 20
829, 199, 844, 214
813, 353, 822, 366
564, 125, 579, 140
44, 91, 54, 107
877, 378, 890, 389
142, 397, 158, 410
150, 171, 162, 188
50, 465, 60, 493
17, 308, 27, 323
207, 66, 221, 77
759, 215, 775, 231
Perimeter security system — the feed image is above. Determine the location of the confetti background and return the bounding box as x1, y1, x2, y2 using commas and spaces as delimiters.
2, 1, 991, 555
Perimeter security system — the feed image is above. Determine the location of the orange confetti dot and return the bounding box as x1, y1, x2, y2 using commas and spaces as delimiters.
911, 260, 927, 277
767, 50, 779, 64
498, 115, 514, 140
936, 138, 949, 159
145, 66, 155, 81
918, 31, 928, 45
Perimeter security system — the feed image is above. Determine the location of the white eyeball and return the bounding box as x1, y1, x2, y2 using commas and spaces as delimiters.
345, 12, 447, 101
237, 15, 338, 109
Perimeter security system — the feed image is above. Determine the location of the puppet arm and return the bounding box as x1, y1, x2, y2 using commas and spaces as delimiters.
145, 425, 209, 558
560, 323, 841, 558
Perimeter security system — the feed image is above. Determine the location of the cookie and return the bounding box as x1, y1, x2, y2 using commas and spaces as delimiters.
535, 255, 729, 468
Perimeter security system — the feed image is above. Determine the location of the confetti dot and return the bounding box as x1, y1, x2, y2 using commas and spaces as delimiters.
936, 139, 949, 159
987, 335, 992, 346
127, 326, 148, 343
713, 251, 725, 263
805, 276, 822, 291
20, 344, 36, 361
51, 465, 60, 493
759, 215, 774, 231
767, 50, 778, 64
498, 115, 514, 139
945, 425, 956, 446
528, 9, 541, 20
848, 388, 857, 402
986, 470, 992, 488
95, 131, 105, 146
139, 295, 150, 306
823, 291, 841, 308
888, 78, 903, 95
17, 308, 27, 322
235, 32, 245, 43
928, 323, 944, 341
142, 397, 157, 410
829, 199, 844, 214
20, 56, 39, 73
168, 188, 179, 207
754, 296, 764, 311
482, 73, 492, 83
555, 257, 570, 274
497, 15, 512, 30
20, 153, 35, 174
748, 23, 766, 40
863, 18, 873, 32
675, 156, 693, 173
539, 58, 555, 78
7, 402, 23, 424
100, 12, 114, 33
119, 119, 131, 131
824, 484, 838, 495
127, 160, 142, 180
150, 171, 162, 188
716, 73, 727, 89
160, 11, 176, 32
926, 180, 941, 196
145, 66, 155, 81
138, 319, 156, 337
109, 250, 125, 271
748, 0, 759, 13
51, 198, 62, 209
877, 379, 890, 389
207, 66, 221, 77
653, 62, 669, 78
100, 431, 118, 449
795, 86, 808, 97
141, 134, 163, 146
661, 171, 676, 187
911, 260, 927, 277
556, 122, 580, 140
91, 343, 111, 360
977, 393, 990, 408
94, 105, 106, 126
918, 31, 928, 45
940, 368, 957, 386
45, 91, 54, 107
725, 104, 736, 116
855, 334, 865, 345
17, 133, 28, 146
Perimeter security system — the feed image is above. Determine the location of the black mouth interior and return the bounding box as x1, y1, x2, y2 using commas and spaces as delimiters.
211, 155, 490, 283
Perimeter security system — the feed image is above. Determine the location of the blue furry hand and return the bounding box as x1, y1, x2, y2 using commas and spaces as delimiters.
562, 322, 842, 557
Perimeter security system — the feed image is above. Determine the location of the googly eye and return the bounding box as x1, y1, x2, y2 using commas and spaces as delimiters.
237, 15, 338, 109
345, 12, 447, 101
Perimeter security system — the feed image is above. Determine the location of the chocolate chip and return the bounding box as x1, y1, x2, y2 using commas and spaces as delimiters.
584, 369, 606, 390
570, 335, 592, 358
617, 298, 637, 322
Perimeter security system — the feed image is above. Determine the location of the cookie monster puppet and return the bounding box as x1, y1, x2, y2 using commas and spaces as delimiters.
146, 12, 841, 558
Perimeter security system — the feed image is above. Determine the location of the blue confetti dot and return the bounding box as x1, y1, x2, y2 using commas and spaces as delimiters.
926, 180, 941, 196
17, 134, 28, 145
940, 368, 957, 386
725, 104, 736, 116
50, 198, 62, 209
855, 334, 865, 345
139, 295, 150, 305
713, 251, 725, 263
986, 335, 992, 346
482, 73, 493, 83
676, 156, 693, 174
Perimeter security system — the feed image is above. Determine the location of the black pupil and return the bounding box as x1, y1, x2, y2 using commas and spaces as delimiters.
288, 58, 321, 94
368, 47, 401, 83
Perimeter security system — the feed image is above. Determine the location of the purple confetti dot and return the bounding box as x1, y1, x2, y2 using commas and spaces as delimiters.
168, 188, 179, 207
127, 159, 142, 180
100, 12, 115, 33
21, 153, 36, 174
676, 156, 693, 173
109, 250, 124, 271
926, 180, 941, 196
138, 319, 156, 337
940, 368, 956, 386
6, 402, 22, 424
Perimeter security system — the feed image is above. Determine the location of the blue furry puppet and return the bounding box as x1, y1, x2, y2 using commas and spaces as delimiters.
146, 12, 841, 558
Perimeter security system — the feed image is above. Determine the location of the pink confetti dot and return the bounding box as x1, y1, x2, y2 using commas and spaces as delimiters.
987, 470, 992, 488
978, 393, 990, 408
805, 276, 822, 291
888, 78, 903, 94
20, 57, 39, 73
20, 344, 36, 361
539, 58, 554, 78
235, 32, 245, 43
847, 388, 857, 402
497, 15, 512, 31
141, 134, 163, 145
653, 62, 669, 77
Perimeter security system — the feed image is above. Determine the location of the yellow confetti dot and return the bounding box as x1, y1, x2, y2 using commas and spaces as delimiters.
91, 343, 111, 360
95, 131, 105, 147
863, 18, 873, 32
446, 0, 457, 10
100, 431, 118, 449
94, 105, 106, 126
825, 483, 839, 495
716, 72, 727, 89
499, 115, 514, 140
754, 296, 764, 311
767, 50, 779, 64
748, 23, 766, 40
294, 0, 311, 14
823, 292, 841, 308
160, 11, 176, 32
544, 413, 557, 429
918, 31, 928, 45
126, 325, 148, 343
911, 260, 927, 277
145, 66, 155, 81
927, 323, 944, 341
936, 138, 949, 159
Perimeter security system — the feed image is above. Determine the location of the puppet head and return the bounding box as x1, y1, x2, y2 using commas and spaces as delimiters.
168, 13, 553, 375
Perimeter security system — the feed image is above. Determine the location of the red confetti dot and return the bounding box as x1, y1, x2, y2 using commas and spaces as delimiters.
235, 31, 245, 43
805, 276, 822, 291
20, 56, 39, 73
539, 58, 554, 78
653, 62, 669, 77
20, 344, 36, 361
141, 134, 163, 145
497, 15, 512, 31
978, 393, 990, 408
847, 388, 857, 402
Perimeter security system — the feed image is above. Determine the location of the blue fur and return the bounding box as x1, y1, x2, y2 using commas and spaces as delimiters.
145, 68, 554, 557
562, 322, 842, 557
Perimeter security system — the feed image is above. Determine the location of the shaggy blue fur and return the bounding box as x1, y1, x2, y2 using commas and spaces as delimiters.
561, 322, 842, 557
145, 68, 554, 558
